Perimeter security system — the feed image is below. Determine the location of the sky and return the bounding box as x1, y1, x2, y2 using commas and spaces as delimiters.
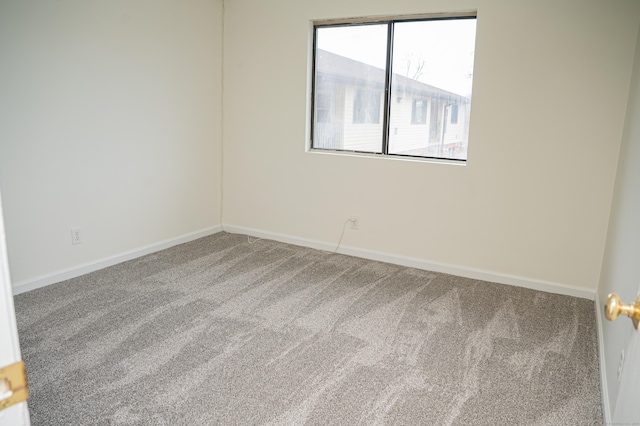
316, 19, 477, 96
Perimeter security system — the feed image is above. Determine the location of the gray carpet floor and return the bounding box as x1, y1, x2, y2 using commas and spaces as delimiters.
14, 232, 603, 425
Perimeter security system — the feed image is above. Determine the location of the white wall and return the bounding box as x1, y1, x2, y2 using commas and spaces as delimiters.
222, 0, 640, 292
0, 0, 223, 286
597, 23, 640, 419
1, 0, 638, 298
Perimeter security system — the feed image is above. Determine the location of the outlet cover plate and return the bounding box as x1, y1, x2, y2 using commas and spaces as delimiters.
71, 227, 83, 245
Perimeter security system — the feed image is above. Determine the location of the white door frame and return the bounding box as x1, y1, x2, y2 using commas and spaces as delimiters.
0, 191, 30, 426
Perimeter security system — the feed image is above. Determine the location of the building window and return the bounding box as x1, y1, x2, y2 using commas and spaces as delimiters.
450, 104, 459, 124
353, 89, 381, 124
311, 13, 477, 160
412, 99, 428, 124
316, 93, 331, 123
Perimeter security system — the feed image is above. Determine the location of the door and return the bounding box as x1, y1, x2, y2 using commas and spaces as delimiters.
612, 282, 640, 423
0, 191, 30, 425
601, 20, 640, 423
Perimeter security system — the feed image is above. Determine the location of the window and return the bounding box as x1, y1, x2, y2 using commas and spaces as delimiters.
316, 93, 331, 123
353, 89, 381, 124
412, 99, 428, 124
311, 14, 477, 161
450, 104, 459, 124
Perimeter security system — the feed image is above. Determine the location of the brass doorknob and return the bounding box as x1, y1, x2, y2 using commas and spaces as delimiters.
605, 293, 640, 330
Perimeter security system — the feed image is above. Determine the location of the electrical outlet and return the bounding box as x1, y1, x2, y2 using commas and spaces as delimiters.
71, 227, 83, 245
350, 215, 359, 230
618, 349, 625, 382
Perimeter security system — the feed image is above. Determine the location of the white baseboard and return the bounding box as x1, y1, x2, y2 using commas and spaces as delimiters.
594, 294, 612, 423
223, 224, 595, 300
13, 223, 596, 301
11, 226, 223, 295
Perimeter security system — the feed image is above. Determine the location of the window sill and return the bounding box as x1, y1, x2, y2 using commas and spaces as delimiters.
307, 148, 467, 166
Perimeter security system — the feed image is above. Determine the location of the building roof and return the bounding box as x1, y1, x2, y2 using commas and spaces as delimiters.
315, 49, 469, 103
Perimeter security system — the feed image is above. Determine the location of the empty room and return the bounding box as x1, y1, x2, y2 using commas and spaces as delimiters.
1, 0, 639, 424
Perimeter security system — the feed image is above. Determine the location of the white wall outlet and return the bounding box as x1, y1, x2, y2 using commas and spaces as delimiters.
618, 349, 625, 382
71, 227, 83, 245
350, 215, 359, 230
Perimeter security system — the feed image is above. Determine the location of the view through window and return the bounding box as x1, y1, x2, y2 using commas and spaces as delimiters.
312, 15, 477, 161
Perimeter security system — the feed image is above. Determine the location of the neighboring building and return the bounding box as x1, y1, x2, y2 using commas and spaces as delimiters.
314, 49, 471, 159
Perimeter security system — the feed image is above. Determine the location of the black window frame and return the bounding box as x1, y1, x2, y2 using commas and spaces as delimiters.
310, 12, 476, 162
